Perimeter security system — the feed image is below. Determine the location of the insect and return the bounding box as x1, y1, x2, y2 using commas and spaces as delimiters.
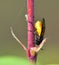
25, 14, 46, 46
34, 18, 45, 45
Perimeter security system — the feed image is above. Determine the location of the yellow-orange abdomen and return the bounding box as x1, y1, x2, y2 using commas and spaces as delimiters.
35, 20, 42, 36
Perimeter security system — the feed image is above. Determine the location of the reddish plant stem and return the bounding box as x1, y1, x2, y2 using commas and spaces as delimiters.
27, 0, 35, 49
27, 0, 37, 63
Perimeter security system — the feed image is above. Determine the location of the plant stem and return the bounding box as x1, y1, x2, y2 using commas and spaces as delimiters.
27, 0, 37, 64
27, 0, 35, 49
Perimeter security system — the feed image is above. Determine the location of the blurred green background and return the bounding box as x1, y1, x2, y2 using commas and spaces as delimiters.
0, 0, 59, 65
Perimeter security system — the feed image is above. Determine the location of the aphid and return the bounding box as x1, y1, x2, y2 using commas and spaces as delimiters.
34, 18, 45, 45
